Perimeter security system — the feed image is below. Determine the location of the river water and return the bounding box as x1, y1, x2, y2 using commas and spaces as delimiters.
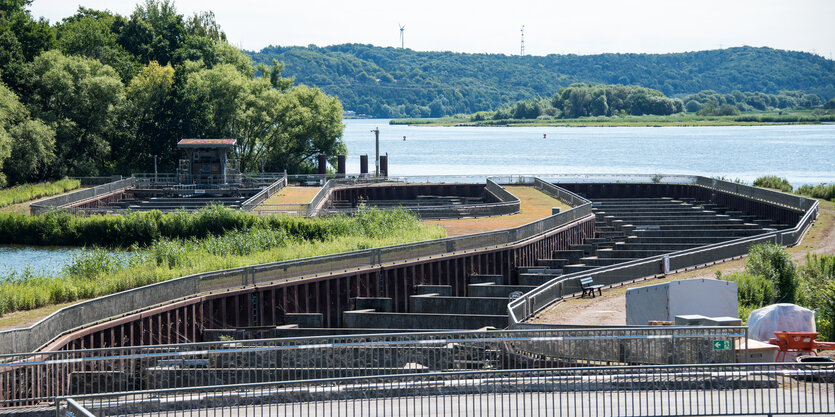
342, 119, 835, 185
2, 120, 833, 275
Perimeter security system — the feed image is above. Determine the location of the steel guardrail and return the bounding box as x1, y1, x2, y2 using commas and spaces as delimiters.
57, 363, 835, 416
29, 177, 136, 215
1, 327, 747, 406
508, 176, 819, 326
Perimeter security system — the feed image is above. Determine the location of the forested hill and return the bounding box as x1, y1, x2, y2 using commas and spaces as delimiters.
247, 44, 835, 118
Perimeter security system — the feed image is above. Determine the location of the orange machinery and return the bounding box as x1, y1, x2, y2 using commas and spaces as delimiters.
768, 331, 835, 362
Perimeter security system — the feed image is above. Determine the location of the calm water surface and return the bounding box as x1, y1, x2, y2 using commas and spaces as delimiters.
0, 246, 95, 276
343, 119, 835, 185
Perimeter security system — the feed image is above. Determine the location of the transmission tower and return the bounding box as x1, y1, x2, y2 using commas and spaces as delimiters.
399, 24, 405, 49
520, 25, 525, 56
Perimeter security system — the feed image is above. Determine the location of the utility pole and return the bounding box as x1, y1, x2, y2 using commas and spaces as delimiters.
371, 127, 380, 176
153, 155, 158, 183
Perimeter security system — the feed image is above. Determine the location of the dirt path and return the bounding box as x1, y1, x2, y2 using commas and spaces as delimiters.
424, 186, 573, 236
532, 199, 835, 326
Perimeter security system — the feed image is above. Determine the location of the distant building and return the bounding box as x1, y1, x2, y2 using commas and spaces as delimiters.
176, 139, 239, 185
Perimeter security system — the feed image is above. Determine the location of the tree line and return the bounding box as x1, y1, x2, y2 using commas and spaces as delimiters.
0, 0, 344, 187
248, 43, 835, 118
463, 84, 835, 122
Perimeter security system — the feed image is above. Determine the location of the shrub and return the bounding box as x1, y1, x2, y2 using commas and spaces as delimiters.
745, 243, 798, 304
796, 183, 835, 201
753, 176, 792, 192
721, 271, 777, 308
797, 253, 835, 341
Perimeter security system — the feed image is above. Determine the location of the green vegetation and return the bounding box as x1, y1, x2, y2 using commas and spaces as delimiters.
0, 207, 445, 316
0, 204, 420, 247
796, 183, 835, 202
753, 176, 793, 193
720, 245, 835, 340
392, 110, 835, 127
248, 44, 835, 118
0, 178, 80, 208
0, 0, 345, 185
393, 83, 835, 126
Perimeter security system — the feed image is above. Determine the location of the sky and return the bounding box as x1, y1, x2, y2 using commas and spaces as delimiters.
30, 0, 835, 58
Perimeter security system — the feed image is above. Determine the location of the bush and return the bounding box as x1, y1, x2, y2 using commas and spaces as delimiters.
796, 183, 835, 201
797, 253, 835, 341
721, 271, 777, 308
753, 176, 792, 192
745, 243, 798, 304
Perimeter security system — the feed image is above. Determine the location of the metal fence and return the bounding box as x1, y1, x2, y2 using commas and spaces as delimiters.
508, 177, 819, 326
56, 362, 835, 416
1, 327, 747, 406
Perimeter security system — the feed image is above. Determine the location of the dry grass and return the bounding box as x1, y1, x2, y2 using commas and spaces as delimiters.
260, 186, 321, 205
423, 186, 574, 236
532, 199, 835, 326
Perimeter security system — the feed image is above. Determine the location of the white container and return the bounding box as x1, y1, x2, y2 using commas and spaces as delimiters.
626, 278, 738, 325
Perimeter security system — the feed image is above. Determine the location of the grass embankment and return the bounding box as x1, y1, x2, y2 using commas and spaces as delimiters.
0, 206, 445, 318
391, 111, 835, 127
424, 186, 573, 237
0, 179, 80, 209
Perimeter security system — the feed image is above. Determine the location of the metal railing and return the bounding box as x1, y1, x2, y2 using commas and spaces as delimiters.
1, 327, 746, 405
57, 362, 835, 416
508, 176, 819, 326
29, 177, 136, 215
240, 173, 288, 211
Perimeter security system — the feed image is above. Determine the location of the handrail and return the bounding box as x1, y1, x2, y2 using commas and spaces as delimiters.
240, 173, 287, 211
507, 176, 819, 326
29, 177, 135, 215
0, 177, 591, 355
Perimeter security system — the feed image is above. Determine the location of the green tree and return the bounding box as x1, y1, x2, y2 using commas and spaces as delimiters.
117, 61, 176, 172
0, 0, 54, 89
25, 50, 124, 176
55, 8, 139, 82
266, 85, 345, 173
0, 81, 55, 185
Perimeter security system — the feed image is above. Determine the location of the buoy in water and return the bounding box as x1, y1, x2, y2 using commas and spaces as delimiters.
403, 136, 406, 141
543, 133, 547, 139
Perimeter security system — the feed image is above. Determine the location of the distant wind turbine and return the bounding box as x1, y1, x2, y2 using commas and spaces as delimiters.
399, 24, 405, 49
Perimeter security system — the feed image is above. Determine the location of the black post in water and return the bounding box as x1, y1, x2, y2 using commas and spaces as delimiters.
380, 155, 388, 177
317, 154, 327, 175
360, 154, 368, 175
337, 155, 346, 177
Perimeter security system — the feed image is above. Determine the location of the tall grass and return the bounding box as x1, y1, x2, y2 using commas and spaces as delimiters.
0, 208, 445, 316
0, 204, 404, 247
0, 178, 81, 208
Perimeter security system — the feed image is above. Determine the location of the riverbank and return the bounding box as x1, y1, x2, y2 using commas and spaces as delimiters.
391, 111, 835, 127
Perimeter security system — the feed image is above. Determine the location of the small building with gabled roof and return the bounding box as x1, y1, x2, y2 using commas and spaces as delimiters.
177, 138, 239, 185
